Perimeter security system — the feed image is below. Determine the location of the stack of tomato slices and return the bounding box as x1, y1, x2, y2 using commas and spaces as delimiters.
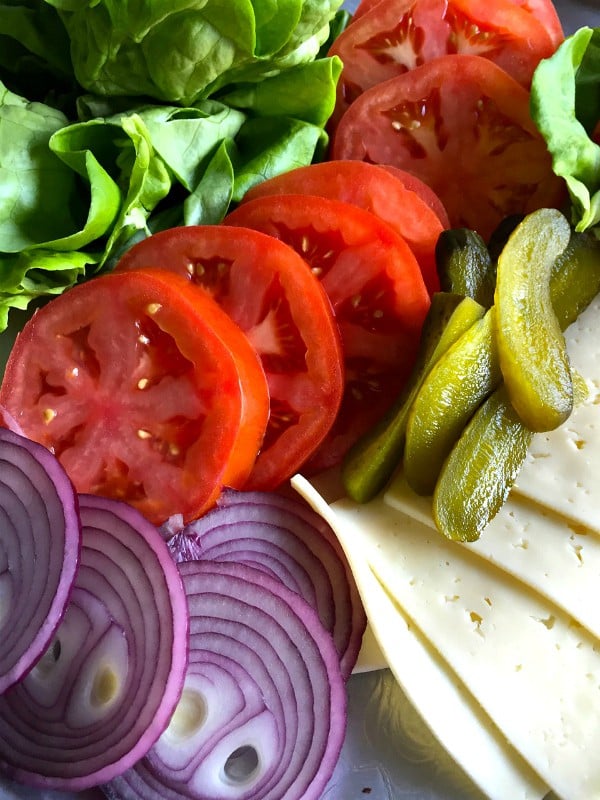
328, 0, 567, 241
0, 162, 439, 525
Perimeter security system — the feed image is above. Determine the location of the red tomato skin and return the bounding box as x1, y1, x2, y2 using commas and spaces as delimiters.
328, 0, 558, 130
379, 164, 450, 228
241, 160, 446, 295
115, 225, 345, 490
505, 0, 564, 48
224, 194, 431, 471
331, 54, 566, 242
0, 269, 269, 524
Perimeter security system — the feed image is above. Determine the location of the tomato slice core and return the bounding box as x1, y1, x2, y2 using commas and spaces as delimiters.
0, 269, 269, 524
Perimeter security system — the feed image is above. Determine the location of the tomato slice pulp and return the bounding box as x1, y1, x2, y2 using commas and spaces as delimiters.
0, 269, 270, 524
225, 194, 431, 471
115, 225, 344, 490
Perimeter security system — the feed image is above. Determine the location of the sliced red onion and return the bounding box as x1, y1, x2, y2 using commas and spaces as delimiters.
0, 427, 80, 694
105, 560, 347, 800
167, 488, 366, 679
0, 494, 189, 791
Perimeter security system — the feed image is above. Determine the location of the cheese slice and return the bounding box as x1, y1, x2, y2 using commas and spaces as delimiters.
331, 491, 600, 799
512, 293, 600, 529
292, 475, 548, 800
385, 477, 600, 641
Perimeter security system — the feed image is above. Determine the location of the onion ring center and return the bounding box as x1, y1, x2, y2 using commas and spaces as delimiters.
224, 745, 260, 784
166, 688, 208, 741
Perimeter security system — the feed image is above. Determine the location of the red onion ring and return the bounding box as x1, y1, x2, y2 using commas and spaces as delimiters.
0, 427, 80, 694
105, 560, 347, 800
0, 494, 189, 791
166, 489, 366, 680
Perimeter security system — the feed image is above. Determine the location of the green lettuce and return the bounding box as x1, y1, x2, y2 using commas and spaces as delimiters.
0, 0, 76, 107
531, 27, 600, 232
44, 0, 342, 105
0, 82, 120, 252
0, 249, 93, 331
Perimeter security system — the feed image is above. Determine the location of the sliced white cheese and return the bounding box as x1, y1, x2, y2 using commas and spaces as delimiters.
385, 476, 600, 641
292, 475, 548, 800
334, 491, 600, 800
513, 293, 600, 529
352, 622, 386, 673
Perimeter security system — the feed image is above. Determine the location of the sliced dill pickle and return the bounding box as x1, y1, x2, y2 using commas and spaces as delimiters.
433, 386, 533, 542
435, 228, 495, 307
342, 293, 486, 503
403, 306, 501, 496
495, 208, 572, 432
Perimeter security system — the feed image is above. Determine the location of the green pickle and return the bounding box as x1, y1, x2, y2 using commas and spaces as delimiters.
435, 228, 496, 307
403, 306, 501, 496
342, 293, 485, 503
495, 208, 573, 432
550, 231, 600, 328
433, 386, 533, 542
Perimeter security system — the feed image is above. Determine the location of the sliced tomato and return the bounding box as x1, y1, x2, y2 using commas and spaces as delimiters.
380, 164, 450, 228
115, 225, 344, 490
508, 0, 564, 48
352, 0, 384, 20
241, 160, 446, 294
328, 0, 559, 125
224, 194, 431, 471
0, 269, 269, 524
331, 54, 566, 242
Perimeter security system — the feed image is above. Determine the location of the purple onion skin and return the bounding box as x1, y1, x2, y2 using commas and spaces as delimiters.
105, 561, 347, 800
167, 488, 366, 679
0, 494, 189, 791
0, 427, 81, 694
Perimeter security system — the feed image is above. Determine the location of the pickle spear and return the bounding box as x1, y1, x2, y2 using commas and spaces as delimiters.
433, 370, 591, 542
495, 208, 572, 432
433, 386, 532, 543
342, 293, 485, 503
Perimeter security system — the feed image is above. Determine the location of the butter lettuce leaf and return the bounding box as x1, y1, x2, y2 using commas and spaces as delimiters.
531, 27, 600, 232
0, 0, 76, 107
0, 249, 94, 330
221, 56, 342, 127
0, 81, 120, 253
44, 0, 342, 105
